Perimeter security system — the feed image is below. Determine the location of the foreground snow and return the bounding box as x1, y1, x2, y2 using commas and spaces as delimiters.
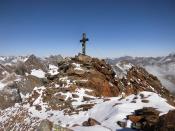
0, 87, 174, 131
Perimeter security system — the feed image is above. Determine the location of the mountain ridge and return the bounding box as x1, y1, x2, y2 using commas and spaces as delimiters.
0, 54, 175, 131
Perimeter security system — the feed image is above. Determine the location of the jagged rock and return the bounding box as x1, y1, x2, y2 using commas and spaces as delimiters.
0, 83, 22, 109
128, 115, 143, 123
85, 69, 119, 97
141, 99, 149, 103
24, 54, 47, 72
72, 124, 80, 127
45, 55, 64, 66
128, 108, 175, 131
72, 93, 79, 98
0, 64, 11, 80
35, 104, 42, 111
14, 62, 27, 75
16, 75, 45, 95
83, 96, 94, 101
75, 54, 92, 63
46, 73, 59, 80
36, 119, 74, 131
82, 118, 101, 126
37, 119, 53, 131
67, 66, 85, 76
156, 110, 175, 131
118, 66, 175, 106
127, 107, 160, 130
77, 104, 94, 111
117, 121, 127, 128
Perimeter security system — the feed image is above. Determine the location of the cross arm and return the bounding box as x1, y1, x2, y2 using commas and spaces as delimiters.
80, 38, 89, 43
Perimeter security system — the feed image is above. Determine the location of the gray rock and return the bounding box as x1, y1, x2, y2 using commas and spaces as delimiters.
0, 83, 22, 109
37, 119, 52, 131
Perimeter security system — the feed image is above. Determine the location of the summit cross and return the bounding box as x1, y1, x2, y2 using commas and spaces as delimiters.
80, 33, 89, 55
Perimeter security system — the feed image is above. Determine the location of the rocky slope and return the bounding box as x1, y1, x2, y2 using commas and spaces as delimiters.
0, 54, 175, 131
106, 53, 175, 94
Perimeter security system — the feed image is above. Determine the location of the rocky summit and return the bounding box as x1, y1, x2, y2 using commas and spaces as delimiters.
0, 54, 175, 131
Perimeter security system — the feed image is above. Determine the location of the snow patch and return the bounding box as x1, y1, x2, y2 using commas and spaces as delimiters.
0, 82, 6, 90
31, 69, 45, 78
72, 63, 84, 71
116, 62, 133, 73
48, 64, 59, 75
0, 57, 5, 61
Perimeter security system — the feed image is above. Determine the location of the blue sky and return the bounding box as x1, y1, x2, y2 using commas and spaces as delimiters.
0, 0, 175, 57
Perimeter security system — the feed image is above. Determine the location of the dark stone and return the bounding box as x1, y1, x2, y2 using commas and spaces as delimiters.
82, 118, 101, 126
141, 99, 149, 103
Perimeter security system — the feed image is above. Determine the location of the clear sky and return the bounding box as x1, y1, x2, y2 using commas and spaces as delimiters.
0, 0, 175, 57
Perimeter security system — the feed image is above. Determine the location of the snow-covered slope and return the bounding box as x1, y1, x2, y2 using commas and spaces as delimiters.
0, 87, 174, 131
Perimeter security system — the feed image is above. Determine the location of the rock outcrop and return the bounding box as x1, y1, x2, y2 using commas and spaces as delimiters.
24, 55, 47, 72
82, 118, 101, 126
0, 83, 22, 109
123, 107, 175, 131
156, 110, 175, 131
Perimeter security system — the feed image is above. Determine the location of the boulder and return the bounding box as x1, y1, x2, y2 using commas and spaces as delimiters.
16, 75, 45, 95
77, 104, 94, 111
76, 54, 92, 63
83, 96, 94, 101
0, 83, 22, 109
156, 110, 175, 131
141, 99, 149, 103
127, 107, 160, 130
82, 118, 101, 126
24, 54, 47, 72
67, 66, 85, 76
37, 119, 52, 131
127, 115, 143, 123
117, 121, 127, 128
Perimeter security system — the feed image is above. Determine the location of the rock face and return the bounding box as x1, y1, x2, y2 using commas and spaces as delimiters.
17, 75, 45, 95
76, 54, 92, 63
45, 55, 64, 65
106, 53, 175, 95
118, 66, 175, 106
37, 119, 53, 131
156, 110, 175, 131
57, 54, 120, 97
0, 83, 22, 109
0, 64, 9, 80
37, 119, 73, 131
24, 55, 47, 72
126, 107, 175, 131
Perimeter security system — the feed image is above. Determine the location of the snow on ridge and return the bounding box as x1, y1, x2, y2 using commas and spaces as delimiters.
0, 57, 6, 61
72, 63, 84, 71
114, 62, 133, 78
31, 69, 46, 78
0, 82, 6, 90
116, 62, 133, 72
0, 89, 174, 131
48, 64, 59, 75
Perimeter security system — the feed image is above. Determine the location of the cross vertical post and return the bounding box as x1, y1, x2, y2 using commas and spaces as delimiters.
80, 33, 89, 55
